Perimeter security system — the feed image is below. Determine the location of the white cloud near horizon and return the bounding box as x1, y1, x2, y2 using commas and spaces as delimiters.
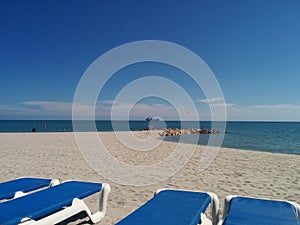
101, 101, 200, 120
249, 104, 300, 110
197, 97, 225, 103
1, 101, 300, 121
197, 97, 234, 109
0, 100, 191, 120
210, 103, 235, 108
226, 104, 300, 121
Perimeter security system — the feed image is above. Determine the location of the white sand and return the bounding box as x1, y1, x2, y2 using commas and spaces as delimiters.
0, 131, 299, 224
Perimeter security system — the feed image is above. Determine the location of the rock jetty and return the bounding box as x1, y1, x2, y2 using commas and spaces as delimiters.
159, 128, 219, 136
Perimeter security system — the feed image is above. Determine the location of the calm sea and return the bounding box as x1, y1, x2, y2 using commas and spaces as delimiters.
0, 120, 299, 155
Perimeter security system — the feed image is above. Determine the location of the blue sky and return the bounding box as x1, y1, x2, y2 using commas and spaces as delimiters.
1, 0, 300, 121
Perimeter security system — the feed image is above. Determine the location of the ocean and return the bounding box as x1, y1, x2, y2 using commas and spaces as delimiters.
0, 120, 299, 155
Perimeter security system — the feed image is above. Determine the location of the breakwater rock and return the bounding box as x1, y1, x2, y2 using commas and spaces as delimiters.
159, 128, 219, 136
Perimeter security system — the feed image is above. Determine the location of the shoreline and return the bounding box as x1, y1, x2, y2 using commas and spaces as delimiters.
0, 130, 299, 156
1, 120, 299, 155
0, 131, 299, 224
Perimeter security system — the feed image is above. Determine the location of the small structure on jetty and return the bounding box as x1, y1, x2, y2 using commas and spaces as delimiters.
159, 128, 219, 136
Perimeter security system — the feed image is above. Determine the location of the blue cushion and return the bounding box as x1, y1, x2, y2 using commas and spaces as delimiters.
116, 190, 211, 225
0, 178, 52, 200
0, 181, 102, 225
223, 197, 300, 225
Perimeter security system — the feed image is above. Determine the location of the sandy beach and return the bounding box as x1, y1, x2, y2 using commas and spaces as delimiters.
0, 131, 299, 224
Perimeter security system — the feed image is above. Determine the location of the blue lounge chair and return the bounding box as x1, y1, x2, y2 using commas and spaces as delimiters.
0, 177, 59, 201
0, 180, 110, 225
116, 189, 219, 225
218, 195, 300, 225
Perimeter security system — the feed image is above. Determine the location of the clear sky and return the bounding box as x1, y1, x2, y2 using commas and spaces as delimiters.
1, 0, 300, 121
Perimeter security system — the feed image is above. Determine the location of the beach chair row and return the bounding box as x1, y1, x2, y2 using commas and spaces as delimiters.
0, 177, 299, 225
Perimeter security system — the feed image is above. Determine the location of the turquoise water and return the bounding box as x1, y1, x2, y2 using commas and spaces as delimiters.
0, 120, 299, 155
164, 121, 300, 155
